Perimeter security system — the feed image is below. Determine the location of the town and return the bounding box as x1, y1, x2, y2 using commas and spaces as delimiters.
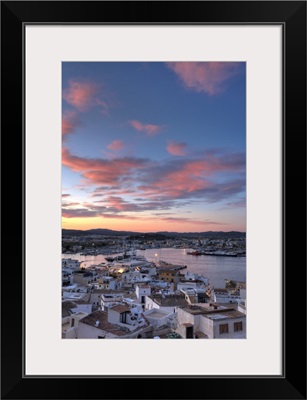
62, 231, 246, 339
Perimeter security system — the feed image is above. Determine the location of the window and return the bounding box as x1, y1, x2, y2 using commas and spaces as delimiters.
120, 312, 127, 323
219, 324, 229, 334
234, 321, 243, 332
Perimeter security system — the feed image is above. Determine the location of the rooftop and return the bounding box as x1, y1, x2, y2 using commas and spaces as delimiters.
79, 310, 127, 336
79, 310, 149, 336
110, 304, 130, 313
92, 288, 123, 295
181, 304, 245, 320
146, 310, 169, 319
62, 300, 77, 317
205, 309, 245, 320
149, 294, 189, 308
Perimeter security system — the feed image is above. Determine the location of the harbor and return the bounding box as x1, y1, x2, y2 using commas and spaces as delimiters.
62, 247, 246, 289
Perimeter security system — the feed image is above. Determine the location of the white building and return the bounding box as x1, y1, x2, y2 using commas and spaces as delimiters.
77, 307, 151, 339
121, 270, 151, 285
176, 304, 246, 339
183, 271, 209, 286
62, 301, 89, 339
135, 284, 151, 309
62, 290, 88, 301
92, 276, 118, 290
211, 288, 243, 304
100, 292, 124, 310
238, 299, 247, 314
143, 308, 175, 328
178, 286, 209, 304
145, 293, 189, 313
90, 288, 120, 308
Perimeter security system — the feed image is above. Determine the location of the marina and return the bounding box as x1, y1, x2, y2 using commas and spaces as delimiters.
62, 247, 246, 289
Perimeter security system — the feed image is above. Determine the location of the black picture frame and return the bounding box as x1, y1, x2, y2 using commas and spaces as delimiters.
1, 1, 306, 399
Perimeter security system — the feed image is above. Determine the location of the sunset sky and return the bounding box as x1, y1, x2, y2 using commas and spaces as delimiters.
62, 62, 246, 233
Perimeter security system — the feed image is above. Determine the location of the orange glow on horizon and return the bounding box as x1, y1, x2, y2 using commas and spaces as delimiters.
62, 216, 245, 233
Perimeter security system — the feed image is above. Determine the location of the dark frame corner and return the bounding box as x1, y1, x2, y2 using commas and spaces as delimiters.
1, 1, 306, 399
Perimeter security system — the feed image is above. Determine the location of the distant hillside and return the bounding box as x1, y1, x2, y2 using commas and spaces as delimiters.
157, 231, 245, 238
62, 228, 139, 236
62, 228, 245, 239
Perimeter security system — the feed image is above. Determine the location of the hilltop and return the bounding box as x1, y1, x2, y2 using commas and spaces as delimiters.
62, 228, 245, 239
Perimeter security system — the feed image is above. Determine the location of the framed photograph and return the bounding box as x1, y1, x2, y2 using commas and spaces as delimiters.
1, 1, 306, 399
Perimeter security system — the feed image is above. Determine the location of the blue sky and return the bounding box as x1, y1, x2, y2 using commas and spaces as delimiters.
62, 62, 246, 232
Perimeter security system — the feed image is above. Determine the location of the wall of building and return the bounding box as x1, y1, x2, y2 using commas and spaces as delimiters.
177, 307, 195, 327
176, 308, 204, 338
238, 301, 247, 314
77, 322, 117, 338
144, 310, 172, 328
141, 326, 173, 338
145, 296, 160, 310
64, 326, 77, 339
199, 315, 214, 338
73, 274, 92, 285
107, 309, 121, 325
136, 285, 151, 299
62, 314, 87, 339
90, 292, 101, 307
213, 316, 246, 338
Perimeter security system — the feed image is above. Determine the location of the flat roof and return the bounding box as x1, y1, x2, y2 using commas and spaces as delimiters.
149, 294, 189, 307
205, 310, 245, 320
146, 311, 169, 319
92, 289, 123, 294
180, 305, 245, 318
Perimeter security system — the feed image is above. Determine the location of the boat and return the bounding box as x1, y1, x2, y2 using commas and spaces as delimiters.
203, 251, 237, 257
187, 250, 203, 256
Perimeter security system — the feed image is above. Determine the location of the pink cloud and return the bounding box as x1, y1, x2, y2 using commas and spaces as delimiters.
62, 148, 148, 186
167, 62, 241, 95
137, 156, 243, 200
137, 165, 209, 199
63, 80, 109, 113
62, 111, 80, 136
62, 206, 139, 220
167, 141, 187, 156
129, 120, 163, 136
62, 147, 245, 206
107, 140, 124, 151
